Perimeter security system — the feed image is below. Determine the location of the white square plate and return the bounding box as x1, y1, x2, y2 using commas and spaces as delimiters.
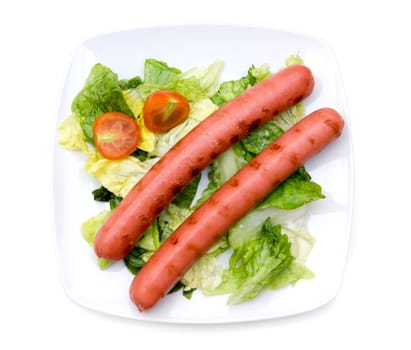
53, 24, 353, 323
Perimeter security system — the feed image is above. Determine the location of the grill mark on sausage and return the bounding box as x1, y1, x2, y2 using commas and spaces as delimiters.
248, 118, 261, 132
249, 159, 261, 170
187, 216, 198, 225
293, 94, 304, 104
230, 135, 240, 143
207, 196, 219, 206
169, 235, 178, 245
186, 243, 201, 256
324, 119, 342, 136
309, 137, 315, 145
191, 167, 200, 177
230, 178, 239, 187
238, 120, 249, 131
210, 152, 219, 160
171, 184, 183, 196
289, 153, 299, 166
272, 179, 281, 188
269, 143, 282, 152
261, 107, 271, 113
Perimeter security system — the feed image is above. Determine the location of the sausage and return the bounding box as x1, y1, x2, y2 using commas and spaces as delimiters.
129, 108, 345, 311
94, 64, 315, 261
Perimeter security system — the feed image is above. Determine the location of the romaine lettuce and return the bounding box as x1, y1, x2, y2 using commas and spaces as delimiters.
174, 60, 224, 101
85, 151, 158, 198
71, 63, 135, 143
122, 88, 155, 152
157, 203, 194, 242
152, 98, 218, 156
81, 209, 112, 269
211, 64, 271, 107
258, 167, 325, 210
215, 219, 294, 304
172, 174, 201, 209
144, 58, 181, 86
228, 205, 315, 261
58, 114, 90, 153
181, 255, 224, 295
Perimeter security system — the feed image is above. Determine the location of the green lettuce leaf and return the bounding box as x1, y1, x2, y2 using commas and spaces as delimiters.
211, 63, 271, 107
144, 58, 181, 86
81, 209, 112, 269
119, 75, 143, 90
266, 261, 315, 290
91, 186, 122, 209
258, 167, 325, 210
134, 58, 224, 102
216, 219, 294, 304
123, 247, 150, 275
157, 203, 193, 241
284, 53, 304, 67
174, 60, 224, 101
71, 63, 134, 143
237, 121, 284, 161
229, 205, 315, 262
172, 174, 201, 208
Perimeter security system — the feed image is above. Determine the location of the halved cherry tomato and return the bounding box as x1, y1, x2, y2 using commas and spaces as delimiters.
143, 90, 190, 133
93, 112, 140, 160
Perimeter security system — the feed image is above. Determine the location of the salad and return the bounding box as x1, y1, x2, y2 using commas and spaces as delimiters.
58, 55, 324, 305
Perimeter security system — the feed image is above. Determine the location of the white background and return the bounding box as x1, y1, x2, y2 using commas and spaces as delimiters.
1, 0, 410, 348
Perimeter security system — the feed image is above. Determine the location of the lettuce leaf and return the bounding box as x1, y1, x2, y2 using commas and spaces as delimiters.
284, 53, 304, 67
133, 58, 224, 102
152, 98, 218, 156
81, 209, 112, 269
174, 60, 224, 101
229, 205, 315, 263
236, 121, 284, 161
172, 174, 201, 208
181, 255, 224, 294
122, 88, 155, 152
157, 203, 193, 242
211, 64, 271, 107
58, 114, 90, 153
266, 261, 315, 290
215, 219, 294, 304
258, 167, 325, 210
85, 151, 158, 198
123, 247, 151, 275
144, 58, 181, 86
71, 63, 135, 143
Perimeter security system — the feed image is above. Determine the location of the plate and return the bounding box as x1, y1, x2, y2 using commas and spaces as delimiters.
53, 24, 353, 323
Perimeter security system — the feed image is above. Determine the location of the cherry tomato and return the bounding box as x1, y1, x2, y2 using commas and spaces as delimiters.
143, 90, 190, 133
93, 112, 140, 160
